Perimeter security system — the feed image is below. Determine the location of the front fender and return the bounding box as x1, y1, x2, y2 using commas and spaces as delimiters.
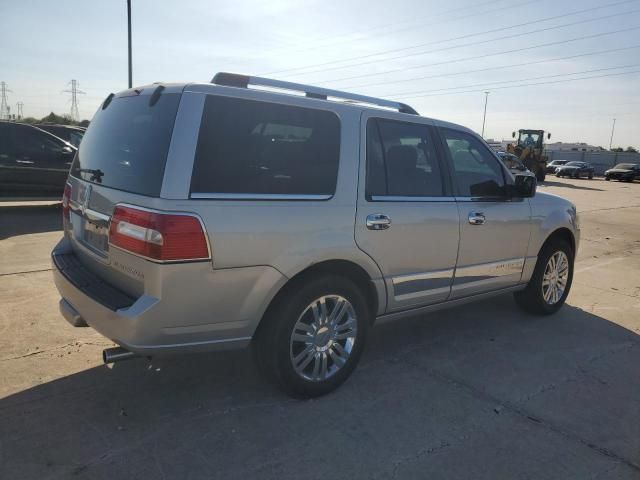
527, 192, 579, 259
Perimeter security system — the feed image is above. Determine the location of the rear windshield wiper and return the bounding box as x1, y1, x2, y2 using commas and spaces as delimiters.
78, 168, 104, 183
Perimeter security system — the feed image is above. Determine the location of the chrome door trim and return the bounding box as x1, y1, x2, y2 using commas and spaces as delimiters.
454, 257, 525, 284
377, 285, 526, 324
392, 268, 454, 301
370, 196, 454, 202
190, 193, 333, 201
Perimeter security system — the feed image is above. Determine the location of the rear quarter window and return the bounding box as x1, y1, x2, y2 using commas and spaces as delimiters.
190, 95, 341, 197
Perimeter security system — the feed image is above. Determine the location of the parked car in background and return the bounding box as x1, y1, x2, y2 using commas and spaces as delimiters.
546, 159, 569, 173
0, 122, 77, 196
555, 161, 594, 179
496, 151, 534, 177
604, 163, 640, 182
52, 73, 579, 398
36, 124, 86, 148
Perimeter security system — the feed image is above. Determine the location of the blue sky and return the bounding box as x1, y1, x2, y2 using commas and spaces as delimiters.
2, 0, 639, 147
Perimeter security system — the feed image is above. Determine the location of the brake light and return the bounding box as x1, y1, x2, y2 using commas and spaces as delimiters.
62, 183, 72, 221
108, 205, 210, 262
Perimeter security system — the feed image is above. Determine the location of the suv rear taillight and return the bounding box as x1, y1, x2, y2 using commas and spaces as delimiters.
62, 183, 72, 221
108, 205, 210, 262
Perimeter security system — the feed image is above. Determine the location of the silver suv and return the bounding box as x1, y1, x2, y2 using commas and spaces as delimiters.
52, 73, 579, 397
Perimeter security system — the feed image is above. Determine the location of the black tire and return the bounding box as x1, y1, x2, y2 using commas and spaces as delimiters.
588, 173, 593, 179
252, 274, 370, 398
605, 176, 610, 181
514, 239, 574, 315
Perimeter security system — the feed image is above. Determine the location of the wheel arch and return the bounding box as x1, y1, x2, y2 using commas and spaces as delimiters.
257, 259, 381, 333
541, 227, 576, 255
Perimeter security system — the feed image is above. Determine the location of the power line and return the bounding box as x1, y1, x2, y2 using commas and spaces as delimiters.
62, 80, 85, 121
248, 0, 531, 68
384, 64, 640, 97
318, 25, 640, 85
393, 69, 640, 99
0, 82, 12, 120
277, 7, 640, 79
263, 0, 638, 77
340, 45, 640, 91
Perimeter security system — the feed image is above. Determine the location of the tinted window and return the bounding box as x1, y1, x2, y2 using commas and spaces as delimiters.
70, 93, 181, 197
441, 128, 506, 198
366, 118, 444, 197
191, 96, 340, 196
14, 125, 66, 155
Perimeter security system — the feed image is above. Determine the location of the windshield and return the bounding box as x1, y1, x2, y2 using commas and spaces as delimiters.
614, 163, 636, 169
518, 132, 540, 147
70, 93, 180, 197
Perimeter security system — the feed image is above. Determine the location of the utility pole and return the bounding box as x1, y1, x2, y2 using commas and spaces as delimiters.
16, 102, 23, 120
127, 0, 133, 88
63, 80, 85, 122
481, 91, 490, 138
0, 82, 12, 120
608, 118, 616, 150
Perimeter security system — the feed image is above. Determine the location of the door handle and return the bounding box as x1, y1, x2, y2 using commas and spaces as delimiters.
468, 212, 486, 225
366, 213, 391, 230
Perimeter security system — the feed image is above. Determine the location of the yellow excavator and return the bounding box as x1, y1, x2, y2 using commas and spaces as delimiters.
506, 129, 551, 182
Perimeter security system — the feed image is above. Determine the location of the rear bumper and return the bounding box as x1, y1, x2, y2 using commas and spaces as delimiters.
51, 237, 287, 356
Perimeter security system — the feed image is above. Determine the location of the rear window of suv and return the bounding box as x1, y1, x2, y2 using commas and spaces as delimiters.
191, 95, 341, 198
70, 92, 181, 197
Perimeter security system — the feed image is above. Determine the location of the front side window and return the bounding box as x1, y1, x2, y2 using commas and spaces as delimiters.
441, 128, 506, 198
366, 118, 444, 198
191, 96, 341, 196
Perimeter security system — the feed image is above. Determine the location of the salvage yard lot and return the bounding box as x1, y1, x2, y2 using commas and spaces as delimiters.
1, 176, 639, 479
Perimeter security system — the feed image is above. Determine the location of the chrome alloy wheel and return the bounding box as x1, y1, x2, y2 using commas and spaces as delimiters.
542, 251, 569, 305
289, 295, 357, 382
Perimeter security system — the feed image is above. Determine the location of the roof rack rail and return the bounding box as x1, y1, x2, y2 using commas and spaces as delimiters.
211, 72, 418, 115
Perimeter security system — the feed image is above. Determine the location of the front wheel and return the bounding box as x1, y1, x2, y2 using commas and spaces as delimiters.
514, 239, 574, 315
253, 275, 370, 398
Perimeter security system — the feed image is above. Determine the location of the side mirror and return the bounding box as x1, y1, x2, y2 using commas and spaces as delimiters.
547, 133, 551, 140
511, 174, 536, 198
512, 131, 516, 138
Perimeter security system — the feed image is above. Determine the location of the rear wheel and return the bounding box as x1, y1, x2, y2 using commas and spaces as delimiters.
514, 239, 574, 315
588, 172, 593, 179
253, 275, 369, 398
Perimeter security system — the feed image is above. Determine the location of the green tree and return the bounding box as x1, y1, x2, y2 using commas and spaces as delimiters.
625, 146, 638, 153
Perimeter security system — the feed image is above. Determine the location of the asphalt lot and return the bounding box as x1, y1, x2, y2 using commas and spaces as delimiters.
1, 177, 639, 479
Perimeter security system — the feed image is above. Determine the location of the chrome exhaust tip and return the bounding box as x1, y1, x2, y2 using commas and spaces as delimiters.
103, 347, 137, 364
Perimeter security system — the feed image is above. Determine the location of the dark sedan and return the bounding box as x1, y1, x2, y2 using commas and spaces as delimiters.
555, 161, 594, 179
0, 122, 77, 197
35, 124, 85, 148
604, 163, 640, 182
